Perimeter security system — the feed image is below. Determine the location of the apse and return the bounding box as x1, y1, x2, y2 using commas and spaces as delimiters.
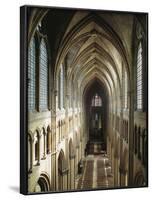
83, 78, 109, 153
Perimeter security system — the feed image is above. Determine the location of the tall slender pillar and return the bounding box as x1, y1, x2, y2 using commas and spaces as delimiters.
63, 169, 69, 191
128, 89, 134, 186
37, 135, 41, 165
28, 137, 34, 173
43, 133, 47, 159
119, 167, 127, 187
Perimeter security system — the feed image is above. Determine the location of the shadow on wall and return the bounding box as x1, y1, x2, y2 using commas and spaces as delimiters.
9, 186, 19, 193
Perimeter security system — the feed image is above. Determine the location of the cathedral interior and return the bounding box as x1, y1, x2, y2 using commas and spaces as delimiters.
27, 7, 148, 193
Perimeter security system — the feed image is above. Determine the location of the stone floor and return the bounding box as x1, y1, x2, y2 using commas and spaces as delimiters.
76, 154, 114, 190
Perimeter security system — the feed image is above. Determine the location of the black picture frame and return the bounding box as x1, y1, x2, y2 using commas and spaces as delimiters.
20, 5, 148, 195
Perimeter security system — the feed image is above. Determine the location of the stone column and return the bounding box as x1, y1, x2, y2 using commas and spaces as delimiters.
79, 141, 82, 160
128, 82, 134, 185
118, 158, 120, 186
74, 157, 76, 189
81, 138, 84, 159
69, 155, 75, 190
51, 118, 57, 190
75, 147, 79, 176
30, 139, 34, 171
114, 155, 118, 186
119, 114, 124, 184
28, 137, 34, 173
68, 160, 71, 190
62, 169, 69, 191
37, 135, 41, 166
43, 133, 47, 159
111, 141, 114, 173
51, 152, 56, 191
119, 167, 127, 187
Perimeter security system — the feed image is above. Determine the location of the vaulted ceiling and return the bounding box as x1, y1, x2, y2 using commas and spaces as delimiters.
52, 10, 134, 100
28, 8, 143, 104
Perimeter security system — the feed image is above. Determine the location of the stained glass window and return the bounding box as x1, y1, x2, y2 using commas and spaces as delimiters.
92, 94, 102, 107
39, 39, 48, 110
28, 37, 36, 111
137, 42, 143, 110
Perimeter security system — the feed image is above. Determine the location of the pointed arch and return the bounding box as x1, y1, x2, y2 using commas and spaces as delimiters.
35, 173, 51, 192
58, 149, 66, 191
134, 171, 145, 186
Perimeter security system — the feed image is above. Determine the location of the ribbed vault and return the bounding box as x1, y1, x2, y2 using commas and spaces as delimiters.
28, 9, 133, 99
53, 11, 132, 108
27, 9, 134, 144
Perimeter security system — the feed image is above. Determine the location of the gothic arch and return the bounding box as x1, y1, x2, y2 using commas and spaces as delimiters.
134, 171, 145, 186
28, 8, 49, 44
58, 149, 66, 171
58, 149, 66, 191
55, 13, 130, 80
35, 173, 51, 192
33, 130, 41, 165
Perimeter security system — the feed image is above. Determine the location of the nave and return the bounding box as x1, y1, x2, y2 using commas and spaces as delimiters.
76, 153, 114, 190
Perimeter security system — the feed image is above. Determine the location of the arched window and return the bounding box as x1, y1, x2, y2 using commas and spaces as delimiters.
58, 64, 64, 109
91, 94, 102, 107
137, 42, 143, 110
28, 37, 36, 111
39, 38, 48, 110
